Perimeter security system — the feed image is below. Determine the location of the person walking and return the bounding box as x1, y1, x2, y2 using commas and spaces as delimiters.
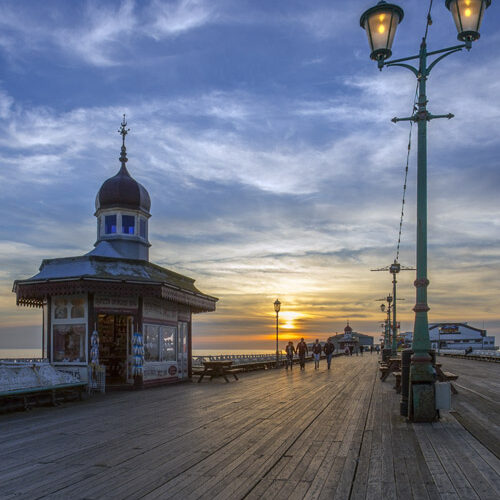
296, 338, 308, 370
370, 345, 374, 354
359, 345, 364, 356
285, 341, 296, 370
312, 339, 322, 369
323, 339, 335, 369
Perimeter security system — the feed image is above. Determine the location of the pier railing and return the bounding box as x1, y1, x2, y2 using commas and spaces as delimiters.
192, 353, 287, 367
0, 358, 48, 365
437, 349, 500, 362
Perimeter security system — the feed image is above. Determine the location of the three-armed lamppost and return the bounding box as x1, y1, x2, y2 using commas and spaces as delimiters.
360, 0, 490, 421
274, 299, 281, 367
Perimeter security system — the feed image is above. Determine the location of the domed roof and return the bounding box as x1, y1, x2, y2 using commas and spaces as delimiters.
344, 323, 352, 333
96, 163, 151, 213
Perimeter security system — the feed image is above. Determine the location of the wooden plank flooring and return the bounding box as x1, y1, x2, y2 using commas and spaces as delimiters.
0, 354, 499, 499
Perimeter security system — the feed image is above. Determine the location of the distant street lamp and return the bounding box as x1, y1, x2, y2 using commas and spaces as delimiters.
274, 299, 281, 367
372, 260, 414, 356
360, 0, 490, 422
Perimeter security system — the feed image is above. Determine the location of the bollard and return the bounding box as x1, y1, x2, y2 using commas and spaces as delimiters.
400, 348, 413, 417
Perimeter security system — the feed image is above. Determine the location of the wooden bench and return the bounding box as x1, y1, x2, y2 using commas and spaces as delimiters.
0, 382, 87, 411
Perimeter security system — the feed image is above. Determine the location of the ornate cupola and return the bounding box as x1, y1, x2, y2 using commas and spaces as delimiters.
91, 116, 151, 261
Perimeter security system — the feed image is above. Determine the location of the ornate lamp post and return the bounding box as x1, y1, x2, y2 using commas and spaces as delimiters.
360, 0, 490, 421
274, 299, 281, 367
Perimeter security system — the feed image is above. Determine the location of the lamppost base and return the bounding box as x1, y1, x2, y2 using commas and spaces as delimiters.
408, 359, 437, 422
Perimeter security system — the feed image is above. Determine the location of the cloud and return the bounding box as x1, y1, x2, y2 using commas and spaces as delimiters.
0, 0, 499, 350
148, 0, 215, 39
0, 0, 217, 67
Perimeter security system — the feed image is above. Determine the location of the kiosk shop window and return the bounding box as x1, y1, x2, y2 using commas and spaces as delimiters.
53, 324, 86, 362
144, 324, 159, 361
52, 296, 87, 363
144, 324, 176, 361
161, 326, 176, 361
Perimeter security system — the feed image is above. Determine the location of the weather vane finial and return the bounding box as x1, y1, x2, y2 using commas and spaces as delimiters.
118, 114, 130, 165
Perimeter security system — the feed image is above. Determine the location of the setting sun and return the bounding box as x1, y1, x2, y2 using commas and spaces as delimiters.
279, 311, 302, 329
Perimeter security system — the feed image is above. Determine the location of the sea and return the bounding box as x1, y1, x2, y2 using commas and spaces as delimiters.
0, 348, 278, 359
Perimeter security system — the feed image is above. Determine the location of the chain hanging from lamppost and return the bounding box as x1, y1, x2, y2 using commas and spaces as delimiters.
274, 299, 281, 367
360, 0, 491, 422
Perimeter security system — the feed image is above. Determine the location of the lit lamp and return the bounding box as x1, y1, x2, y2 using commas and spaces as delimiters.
446, 0, 491, 42
274, 299, 281, 367
360, 1, 404, 63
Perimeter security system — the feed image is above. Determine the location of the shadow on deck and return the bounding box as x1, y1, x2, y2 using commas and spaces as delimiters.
0, 354, 498, 499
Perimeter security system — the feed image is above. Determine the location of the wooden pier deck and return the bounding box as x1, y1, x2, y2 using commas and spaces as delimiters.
1, 354, 499, 499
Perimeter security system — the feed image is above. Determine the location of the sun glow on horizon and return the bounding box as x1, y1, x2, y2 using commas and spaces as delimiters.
279, 311, 303, 329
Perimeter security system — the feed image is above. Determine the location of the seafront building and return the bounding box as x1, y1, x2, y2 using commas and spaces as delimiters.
12, 121, 217, 387
328, 323, 374, 352
402, 322, 496, 351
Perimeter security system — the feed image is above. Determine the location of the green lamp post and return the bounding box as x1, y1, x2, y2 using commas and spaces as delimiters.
274, 299, 281, 367
360, 0, 490, 421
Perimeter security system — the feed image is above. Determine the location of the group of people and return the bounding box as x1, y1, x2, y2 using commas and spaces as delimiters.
285, 339, 380, 370
284, 338, 336, 371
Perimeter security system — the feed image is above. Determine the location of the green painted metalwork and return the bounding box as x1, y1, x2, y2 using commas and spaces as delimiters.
375, 35, 472, 422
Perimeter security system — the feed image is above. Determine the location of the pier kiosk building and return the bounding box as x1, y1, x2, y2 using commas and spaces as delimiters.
328, 323, 374, 353
12, 120, 217, 387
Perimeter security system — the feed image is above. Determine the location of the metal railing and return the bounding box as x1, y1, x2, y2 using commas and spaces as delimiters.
192, 353, 285, 367
438, 349, 500, 362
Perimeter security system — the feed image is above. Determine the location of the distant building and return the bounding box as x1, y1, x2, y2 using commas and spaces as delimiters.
328, 323, 374, 352
12, 119, 217, 387
403, 323, 496, 351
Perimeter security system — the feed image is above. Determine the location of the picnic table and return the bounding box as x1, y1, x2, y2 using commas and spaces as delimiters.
197, 361, 239, 383
380, 357, 401, 381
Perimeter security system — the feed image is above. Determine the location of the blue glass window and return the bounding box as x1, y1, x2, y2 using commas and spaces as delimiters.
140, 218, 146, 238
122, 215, 135, 234
105, 215, 117, 234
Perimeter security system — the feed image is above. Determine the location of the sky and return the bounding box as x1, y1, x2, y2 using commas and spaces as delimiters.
0, 0, 499, 351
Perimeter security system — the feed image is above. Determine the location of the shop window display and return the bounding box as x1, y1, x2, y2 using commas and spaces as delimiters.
144, 324, 177, 362
144, 324, 159, 361
161, 326, 176, 361
52, 295, 87, 364
53, 324, 86, 362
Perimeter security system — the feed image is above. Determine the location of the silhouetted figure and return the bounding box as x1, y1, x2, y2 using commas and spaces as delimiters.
285, 341, 296, 370
323, 340, 335, 369
296, 338, 308, 370
312, 339, 322, 369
